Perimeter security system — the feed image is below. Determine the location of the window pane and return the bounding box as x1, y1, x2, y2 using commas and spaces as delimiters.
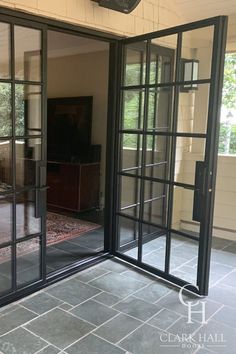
16, 190, 41, 239
145, 135, 170, 180
15, 84, 42, 136
143, 181, 167, 226
0, 22, 11, 79
0, 140, 12, 191
122, 90, 144, 130
124, 43, 146, 86
17, 237, 41, 288
0, 195, 12, 245
120, 176, 140, 219
121, 134, 142, 175
15, 26, 41, 81
0, 247, 12, 295
142, 232, 166, 271
0, 83, 12, 137
118, 216, 138, 260
15, 138, 41, 189
147, 88, 173, 132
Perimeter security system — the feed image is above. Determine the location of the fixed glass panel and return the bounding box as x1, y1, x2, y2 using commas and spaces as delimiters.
0, 195, 12, 245
171, 186, 200, 236
177, 84, 210, 134
119, 216, 138, 260
174, 137, 206, 185
0, 83, 12, 137
15, 138, 41, 189
181, 26, 214, 82
124, 43, 146, 86
143, 181, 167, 226
17, 237, 41, 287
0, 246, 12, 295
15, 84, 42, 136
170, 233, 198, 285
122, 90, 144, 130
121, 134, 142, 175
149, 51, 174, 84
120, 175, 140, 218
145, 135, 170, 180
0, 22, 11, 79
15, 26, 41, 82
16, 190, 41, 239
0, 140, 12, 191
142, 229, 166, 271
147, 88, 173, 132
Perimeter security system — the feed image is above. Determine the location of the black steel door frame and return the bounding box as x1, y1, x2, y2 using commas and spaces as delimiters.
0, 7, 120, 307
112, 16, 228, 296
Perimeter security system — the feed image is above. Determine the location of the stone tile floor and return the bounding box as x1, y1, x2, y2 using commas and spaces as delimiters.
0, 237, 236, 353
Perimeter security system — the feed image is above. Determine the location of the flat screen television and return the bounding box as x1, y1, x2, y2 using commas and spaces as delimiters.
47, 96, 93, 161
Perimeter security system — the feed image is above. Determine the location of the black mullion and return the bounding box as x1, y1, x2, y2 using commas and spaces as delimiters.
138, 40, 151, 262
133, 50, 144, 241
148, 53, 159, 231
165, 32, 183, 274
41, 27, 47, 283
11, 23, 16, 292
119, 129, 207, 138
121, 78, 211, 90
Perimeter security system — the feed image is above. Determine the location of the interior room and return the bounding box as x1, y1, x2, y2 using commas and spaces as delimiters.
45, 31, 110, 273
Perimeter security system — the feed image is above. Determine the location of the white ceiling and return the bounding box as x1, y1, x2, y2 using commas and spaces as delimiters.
175, 0, 236, 21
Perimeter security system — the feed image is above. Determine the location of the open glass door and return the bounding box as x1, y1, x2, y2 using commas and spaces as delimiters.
0, 17, 47, 303
114, 16, 228, 296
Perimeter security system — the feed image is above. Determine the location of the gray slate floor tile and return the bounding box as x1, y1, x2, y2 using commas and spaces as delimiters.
147, 308, 181, 330
119, 323, 195, 354
70, 299, 118, 326
66, 334, 125, 354
114, 296, 160, 321
20, 292, 63, 315
212, 305, 236, 329
134, 281, 172, 303
0, 306, 37, 335
219, 270, 236, 288
98, 259, 133, 273
74, 267, 109, 283
38, 345, 61, 354
168, 316, 202, 335
209, 284, 236, 308
25, 308, 95, 350
93, 292, 121, 306
0, 327, 47, 354
94, 313, 142, 343
89, 272, 146, 298
46, 278, 101, 306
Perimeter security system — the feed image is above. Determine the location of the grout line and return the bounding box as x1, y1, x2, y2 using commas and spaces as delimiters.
23, 326, 62, 351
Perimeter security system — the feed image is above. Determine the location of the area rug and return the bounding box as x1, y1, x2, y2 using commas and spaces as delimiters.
0, 212, 101, 264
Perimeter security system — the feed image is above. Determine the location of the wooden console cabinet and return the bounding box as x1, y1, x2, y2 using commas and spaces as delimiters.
47, 161, 100, 212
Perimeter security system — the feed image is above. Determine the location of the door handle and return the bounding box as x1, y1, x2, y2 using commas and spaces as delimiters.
192, 161, 205, 222
35, 186, 49, 218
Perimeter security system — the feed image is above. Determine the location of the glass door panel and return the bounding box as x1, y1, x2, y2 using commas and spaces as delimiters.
115, 17, 228, 296
0, 19, 46, 302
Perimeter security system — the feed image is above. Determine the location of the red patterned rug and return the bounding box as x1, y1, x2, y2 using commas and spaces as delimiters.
0, 212, 101, 264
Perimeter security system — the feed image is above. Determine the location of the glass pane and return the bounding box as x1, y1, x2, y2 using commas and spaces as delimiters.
0, 246, 12, 295
122, 90, 144, 130
143, 181, 167, 226
0, 22, 11, 79
119, 216, 138, 260
121, 134, 142, 175
149, 49, 175, 84
15, 138, 41, 189
174, 137, 206, 185
145, 135, 170, 180
124, 43, 146, 86
147, 88, 173, 132
181, 26, 214, 81
15, 26, 41, 81
177, 84, 210, 134
171, 186, 200, 236
15, 84, 42, 136
0, 83, 12, 137
120, 176, 140, 219
0, 140, 12, 191
0, 195, 12, 245
142, 231, 166, 271
17, 237, 41, 288
170, 233, 198, 285
16, 190, 41, 239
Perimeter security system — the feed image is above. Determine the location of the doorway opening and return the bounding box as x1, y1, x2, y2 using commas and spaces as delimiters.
45, 31, 110, 273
